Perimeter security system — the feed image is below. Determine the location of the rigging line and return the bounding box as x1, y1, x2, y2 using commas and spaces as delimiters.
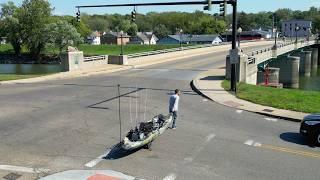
135, 84, 138, 127
129, 88, 133, 129
138, 87, 141, 124
143, 89, 148, 122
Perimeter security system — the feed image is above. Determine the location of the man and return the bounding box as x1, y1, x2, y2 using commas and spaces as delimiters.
169, 89, 181, 129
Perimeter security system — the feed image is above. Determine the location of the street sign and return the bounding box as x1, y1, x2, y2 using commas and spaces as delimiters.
230, 49, 239, 64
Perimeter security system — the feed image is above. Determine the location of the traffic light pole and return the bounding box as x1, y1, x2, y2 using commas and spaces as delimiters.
230, 0, 238, 92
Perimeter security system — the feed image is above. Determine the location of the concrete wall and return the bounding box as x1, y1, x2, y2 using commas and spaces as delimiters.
61, 52, 108, 71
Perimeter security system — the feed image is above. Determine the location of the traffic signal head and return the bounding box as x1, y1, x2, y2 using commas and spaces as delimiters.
76, 9, 81, 22
219, 1, 227, 17
131, 10, 136, 22
204, 0, 212, 11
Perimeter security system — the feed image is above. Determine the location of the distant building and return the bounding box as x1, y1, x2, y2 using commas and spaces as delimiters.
222, 30, 273, 42
157, 34, 222, 44
101, 32, 131, 45
281, 20, 312, 37
87, 31, 101, 45
0, 37, 7, 45
130, 32, 158, 45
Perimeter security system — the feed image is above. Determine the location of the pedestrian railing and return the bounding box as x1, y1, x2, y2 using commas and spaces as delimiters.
84, 55, 107, 62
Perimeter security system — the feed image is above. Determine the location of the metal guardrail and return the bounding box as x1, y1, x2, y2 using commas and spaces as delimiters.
84, 55, 107, 62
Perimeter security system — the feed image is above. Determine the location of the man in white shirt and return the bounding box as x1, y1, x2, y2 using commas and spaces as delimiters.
169, 89, 181, 129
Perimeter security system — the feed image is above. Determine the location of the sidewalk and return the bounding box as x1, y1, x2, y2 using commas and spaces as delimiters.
192, 69, 309, 122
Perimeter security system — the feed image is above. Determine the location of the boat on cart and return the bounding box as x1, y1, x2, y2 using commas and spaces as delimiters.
121, 114, 172, 150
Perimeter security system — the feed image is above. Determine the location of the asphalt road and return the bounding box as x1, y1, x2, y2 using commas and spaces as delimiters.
0, 42, 319, 180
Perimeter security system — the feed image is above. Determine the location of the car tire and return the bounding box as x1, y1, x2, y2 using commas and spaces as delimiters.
316, 132, 320, 146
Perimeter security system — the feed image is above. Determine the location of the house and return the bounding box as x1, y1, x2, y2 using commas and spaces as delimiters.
101, 32, 131, 45
157, 34, 222, 44
87, 31, 101, 45
130, 32, 158, 45
281, 20, 312, 37
0, 37, 7, 45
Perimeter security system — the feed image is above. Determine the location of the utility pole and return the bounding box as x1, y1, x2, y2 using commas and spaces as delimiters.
230, 0, 238, 92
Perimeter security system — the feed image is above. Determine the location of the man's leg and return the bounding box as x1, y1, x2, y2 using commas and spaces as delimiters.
172, 111, 177, 128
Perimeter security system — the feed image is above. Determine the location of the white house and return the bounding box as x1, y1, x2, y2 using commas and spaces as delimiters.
0, 37, 7, 45
87, 31, 101, 45
130, 32, 158, 45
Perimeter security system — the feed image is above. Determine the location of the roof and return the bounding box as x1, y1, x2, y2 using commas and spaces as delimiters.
222, 30, 270, 36
167, 34, 221, 42
282, 19, 312, 23
136, 32, 149, 42
106, 32, 131, 38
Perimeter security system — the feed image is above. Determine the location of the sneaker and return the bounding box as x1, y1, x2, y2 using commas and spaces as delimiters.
172, 127, 176, 130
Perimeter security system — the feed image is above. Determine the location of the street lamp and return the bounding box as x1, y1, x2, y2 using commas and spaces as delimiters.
179, 29, 183, 49
120, 30, 124, 55
272, 13, 277, 49
237, 27, 242, 48
295, 25, 300, 44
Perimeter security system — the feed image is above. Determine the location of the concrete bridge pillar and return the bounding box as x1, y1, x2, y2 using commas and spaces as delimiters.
298, 50, 312, 77
257, 67, 280, 85
269, 56, 300, 88
311, 48, 318, 70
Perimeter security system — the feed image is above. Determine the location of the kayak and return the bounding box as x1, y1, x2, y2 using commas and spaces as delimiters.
121, 114, 172, 151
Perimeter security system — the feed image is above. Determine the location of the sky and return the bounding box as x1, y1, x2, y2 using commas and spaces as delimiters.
1, 0, 320, 15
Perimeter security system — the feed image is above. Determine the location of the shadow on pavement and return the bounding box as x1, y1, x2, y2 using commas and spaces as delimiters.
200, 76, 225, 81
104, 143, 142, 160
280, 132, 317, 148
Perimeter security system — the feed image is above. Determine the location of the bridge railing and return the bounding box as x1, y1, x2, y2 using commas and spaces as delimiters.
84, 55, 108, 62
126, 43, 227, 58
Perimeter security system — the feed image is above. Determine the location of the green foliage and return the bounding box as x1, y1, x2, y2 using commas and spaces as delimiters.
0, 1, 22, 55
17, 0, 52, 60
0, 74, 50, 81
153, 24, 170, 39
127, 23, 138, 36
222, 80, 320, 113
78, 44, 185, 56
47, 20, 83, 54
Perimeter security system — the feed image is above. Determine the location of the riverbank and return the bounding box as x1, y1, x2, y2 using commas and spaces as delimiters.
222, 80, 320, 114
0, 74, 52, 81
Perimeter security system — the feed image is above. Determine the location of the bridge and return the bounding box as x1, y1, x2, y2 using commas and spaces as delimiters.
226, 39, 320, 87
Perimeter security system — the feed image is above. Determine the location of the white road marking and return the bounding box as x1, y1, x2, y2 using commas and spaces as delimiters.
0, 165, 50, 174
163, 173, 177, 180
244, 140, 254, 146
244, 140, 262, 147
84, 149, 111, 168
206, 133, 216, 142
264, 117, 278, 122
253, 142, 262, 147
202, 99, 208, 102
236, 110, 243, 114
184, 133, 215, 164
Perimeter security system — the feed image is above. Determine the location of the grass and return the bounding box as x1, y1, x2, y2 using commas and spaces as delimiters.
0, 44, 189, 56
0, 74, 51, 81
222, 80, 320, 113
78, 44, 188, 56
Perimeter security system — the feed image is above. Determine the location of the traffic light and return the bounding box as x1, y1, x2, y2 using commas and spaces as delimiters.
76, 9, 81, 22
219, 0, 227, 17
131, 10, 136, 22
204, 0, 212, 11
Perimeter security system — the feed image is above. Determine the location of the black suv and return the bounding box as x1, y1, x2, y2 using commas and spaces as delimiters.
300, 114, 320, 145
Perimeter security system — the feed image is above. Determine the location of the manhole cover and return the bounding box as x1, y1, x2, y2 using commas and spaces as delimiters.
262, 109, 274, 112
3, 173, 22, 180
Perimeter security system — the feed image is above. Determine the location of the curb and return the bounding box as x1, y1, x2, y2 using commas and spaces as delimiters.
190, 78, 303, 123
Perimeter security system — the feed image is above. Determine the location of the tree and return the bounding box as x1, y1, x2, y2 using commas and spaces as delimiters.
47, 20, 83, 55
0, 1, 22, 56
117, 19, 131, 32
127, 23, 138, 36
153, 24, 170, 39
17, 0, 52, 61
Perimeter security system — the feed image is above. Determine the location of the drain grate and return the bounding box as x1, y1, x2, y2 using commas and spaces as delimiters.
263, 109, 274, 112
3, 173, 22, 180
